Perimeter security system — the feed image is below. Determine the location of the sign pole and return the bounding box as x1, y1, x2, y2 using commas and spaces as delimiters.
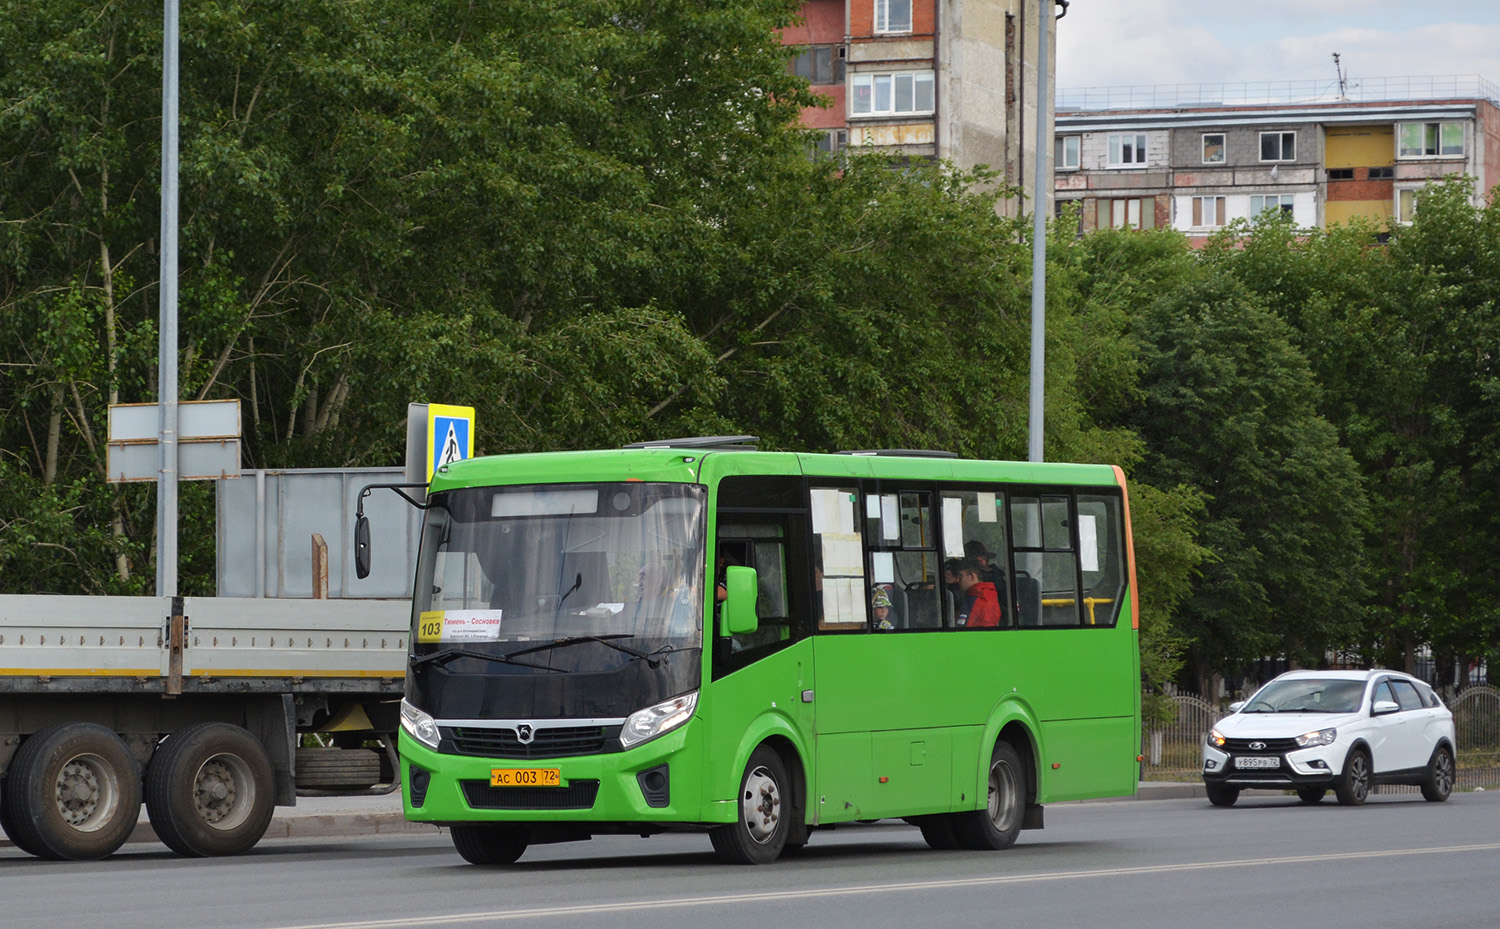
157, 0, 180, 597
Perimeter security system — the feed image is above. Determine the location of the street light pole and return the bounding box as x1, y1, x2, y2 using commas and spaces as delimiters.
1027, 0, 1052, 463
157, 0, 180, 598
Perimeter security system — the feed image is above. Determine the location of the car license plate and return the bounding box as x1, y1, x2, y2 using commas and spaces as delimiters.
1235, 756, 1280, 770
490, 767, 561, 787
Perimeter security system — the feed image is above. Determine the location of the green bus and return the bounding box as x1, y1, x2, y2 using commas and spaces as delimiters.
388, 438, 1140, 865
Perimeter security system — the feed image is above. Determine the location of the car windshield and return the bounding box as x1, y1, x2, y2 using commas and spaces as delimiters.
1241, 678, 1365, 713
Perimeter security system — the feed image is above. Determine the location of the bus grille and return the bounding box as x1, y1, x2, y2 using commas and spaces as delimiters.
461, 780, 600, 810
445, 725, 616, 759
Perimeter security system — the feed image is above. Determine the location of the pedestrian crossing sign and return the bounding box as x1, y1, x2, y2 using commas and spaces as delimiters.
426, 404, 474, 482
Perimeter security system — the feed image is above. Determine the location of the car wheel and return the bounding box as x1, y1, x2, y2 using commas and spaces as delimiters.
1205, 784, 1239, 807
1297, 788, 1326, 803
1421, 745, 1454, 802
1334, 747, 1370, 806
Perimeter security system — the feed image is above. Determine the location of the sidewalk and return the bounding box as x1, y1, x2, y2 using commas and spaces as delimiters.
2, 782, 1205, 850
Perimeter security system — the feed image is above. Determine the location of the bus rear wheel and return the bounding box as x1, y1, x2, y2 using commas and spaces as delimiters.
711, 745, 791, 864
953, 741, 1024, 850
451, 824, 529, 865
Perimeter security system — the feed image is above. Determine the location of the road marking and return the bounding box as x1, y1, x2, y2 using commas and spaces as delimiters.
274, 842, 1500, 929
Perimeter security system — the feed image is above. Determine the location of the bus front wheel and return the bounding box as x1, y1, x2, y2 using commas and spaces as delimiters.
711, 745, 790, 864
953, 741, 1024, 850
451, 824, 529, 865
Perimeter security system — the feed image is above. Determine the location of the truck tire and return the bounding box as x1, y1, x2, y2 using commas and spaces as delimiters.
3, 722, 142, 860
295, 747, 383, 790
146, 722, 275, 857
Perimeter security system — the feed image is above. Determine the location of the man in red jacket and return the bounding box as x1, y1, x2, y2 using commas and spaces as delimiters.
956, 558, 1001, 628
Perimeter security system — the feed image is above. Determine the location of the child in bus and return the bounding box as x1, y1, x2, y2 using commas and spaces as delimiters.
872, 587, 895, 631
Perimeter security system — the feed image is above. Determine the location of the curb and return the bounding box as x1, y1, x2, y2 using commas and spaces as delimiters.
4, 783, 1208, 851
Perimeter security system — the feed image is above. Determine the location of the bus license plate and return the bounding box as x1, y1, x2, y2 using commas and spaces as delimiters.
490, 768, 561, 787
1235, 756, 1280, 769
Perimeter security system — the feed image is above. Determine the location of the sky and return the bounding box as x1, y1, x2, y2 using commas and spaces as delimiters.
1056, 1, 1500, 97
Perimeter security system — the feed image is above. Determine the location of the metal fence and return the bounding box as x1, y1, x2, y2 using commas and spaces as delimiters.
1141, 686, 1500, 792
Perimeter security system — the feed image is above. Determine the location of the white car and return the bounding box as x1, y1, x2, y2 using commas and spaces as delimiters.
1201, 669, 1456, 806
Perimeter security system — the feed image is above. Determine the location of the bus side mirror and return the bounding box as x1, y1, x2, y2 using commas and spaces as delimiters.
722, 566, 759, 636
354, 514, 371, 580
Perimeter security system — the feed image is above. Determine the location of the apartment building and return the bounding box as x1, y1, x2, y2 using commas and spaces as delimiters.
784, 0, 1060, 215
1052, 77, 1500, 238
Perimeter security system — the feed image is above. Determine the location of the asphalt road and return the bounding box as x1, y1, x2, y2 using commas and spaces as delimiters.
4, 791, 1498, 929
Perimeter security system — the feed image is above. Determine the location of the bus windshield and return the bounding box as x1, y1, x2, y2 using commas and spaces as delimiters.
413, 482, 706, 673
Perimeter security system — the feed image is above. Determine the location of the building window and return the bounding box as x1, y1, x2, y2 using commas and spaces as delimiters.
1202, 133, 1225, 164
850, 71, 935, 117
1095, 197, 1155, 230
1397, 188, 1420, 222
1259, 131, 1295, 162
875, 0, 912, 33
1107, 133, 1147, 167
1191, 196, 1226, 227
1398, 121, 1464, 158
1250, 194, 1295, 220
1327, 167, 1355, 181
790, 46, 845, 86
1056, 135, 1080, 170
813, 129, 849, 158
1368, 165, 1394, 179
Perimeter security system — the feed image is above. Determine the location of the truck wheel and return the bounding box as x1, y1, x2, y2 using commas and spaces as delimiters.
710, 745, 791, 864
953, 741, 1025, 850
295, 746, 383, 790
4, 722, 142, 860
451, 824, 529, 864
146, 722, 275, 857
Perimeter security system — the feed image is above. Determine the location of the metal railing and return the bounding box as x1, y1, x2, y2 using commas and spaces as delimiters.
1059, 75, 1500, 113
1141, 685, 1500, 792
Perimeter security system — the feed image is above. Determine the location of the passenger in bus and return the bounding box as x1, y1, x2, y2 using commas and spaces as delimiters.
956, 558, 1001, 628
965, 541, 1004, 586
872, 587, 895, 631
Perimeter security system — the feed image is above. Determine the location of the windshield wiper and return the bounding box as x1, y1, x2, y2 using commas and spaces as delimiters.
504, 634, 663, 666
410, 646, 563, 672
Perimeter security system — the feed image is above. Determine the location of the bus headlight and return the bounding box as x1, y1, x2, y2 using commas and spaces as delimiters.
620, 692, 698, 749
401, 699, 441, 750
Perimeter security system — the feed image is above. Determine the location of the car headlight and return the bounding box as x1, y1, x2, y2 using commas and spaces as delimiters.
1295, 727, 1337, 748
620, 692, 698, 749
400, 698, 441, 750
1207, 728, 1226, 748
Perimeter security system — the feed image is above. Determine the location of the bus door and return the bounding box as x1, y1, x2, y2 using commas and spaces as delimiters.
705, 475, 817, 822
808, 483, 954, 823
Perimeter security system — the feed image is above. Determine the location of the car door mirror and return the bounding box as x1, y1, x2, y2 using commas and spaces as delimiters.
1228, 701, 1246, 713
1372, 699, 1399, 715
721, 566, 759, 636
